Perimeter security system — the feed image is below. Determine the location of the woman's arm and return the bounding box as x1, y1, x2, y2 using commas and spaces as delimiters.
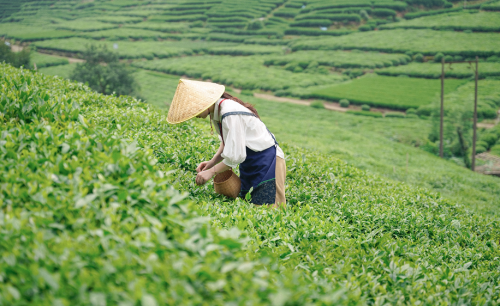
195, 151, 231, 185
196, 142, 224, 173
211, 142, 224, 165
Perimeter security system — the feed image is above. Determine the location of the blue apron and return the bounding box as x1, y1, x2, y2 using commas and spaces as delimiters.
219, 107, 279, 205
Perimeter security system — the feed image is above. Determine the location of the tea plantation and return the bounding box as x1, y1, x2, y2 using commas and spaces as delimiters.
2, 64, 500, 305
2, 0, 500, 303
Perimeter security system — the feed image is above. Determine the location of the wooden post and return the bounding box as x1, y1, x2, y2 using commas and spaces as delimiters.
471, 56, 479, 171
440, 57, 445, 158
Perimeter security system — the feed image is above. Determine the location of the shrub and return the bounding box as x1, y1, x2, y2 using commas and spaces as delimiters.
191, 21, 204, 28
0, 43, 30, 68
454, 55, 463, 61
290, 19, 332, 27
490, 144, 500, 156
475, 145, 487, 154
70, 44, 139, 97
476, 140, 489, 149
371, 8, 397, 17
406, 108, 417, 115
293, 66, 304, 73
479, 133, 498, 147
340, 99, 350, 107
406, 113, 419, 119
444, 2, 453, 8
434, 52, 444, 62
346, 110, 383, 117
444, 55, 454, 62
310, 101, 325, 109
361, 104, 371, 111
414, 53, 424, 62
359, 24, 372, 31
385, 112, 406, 118
247, 20, 263, 30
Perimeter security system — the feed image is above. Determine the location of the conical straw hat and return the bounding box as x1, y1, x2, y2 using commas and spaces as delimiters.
167, 79, 225, 124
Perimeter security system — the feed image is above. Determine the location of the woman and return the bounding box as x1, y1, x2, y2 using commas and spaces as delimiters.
167, 79, 286, 207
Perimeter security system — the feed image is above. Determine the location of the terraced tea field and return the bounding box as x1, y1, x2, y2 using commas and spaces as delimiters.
380, 11, 500, 31
2, 64, 500, 305
2, 0, 500, 303
291, 29, 500, 57
132, 55, 348, 91
310, 75, 466, 109
377, 62, 500, 79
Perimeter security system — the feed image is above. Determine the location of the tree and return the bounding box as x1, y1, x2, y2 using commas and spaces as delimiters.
0, 41, 30, 68
70, 44, 139, 97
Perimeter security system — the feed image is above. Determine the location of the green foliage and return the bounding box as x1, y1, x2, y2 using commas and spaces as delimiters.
70, 44, 139, 97
405, 0, 446, 8
33, 38, 239, 59
265, 50, 410, 69
310, 101, 325, 108
290, 29, 500, 57
339, 99, 350, 107
385, 112, 406, 118
3, 65, 500, 304
371, 8, 397, 17
406, 108, 417, 115
284, 28, 352, 36
361, 104, 371, 111
30, 52, 68, 69
346, 110, 383, 117
377, 62, 500, 79
414, 53, 424, 62
247, 20, 263, 30
131, 55, 347, 91
311, 75, 466, 110
383, 12, 500, 32
358, 24, 373, 31
434, 52, 444, 62
240, 89, 254, 96
490, 144, 500, 156
290, 19, 332, 27
0, 42, 30, 68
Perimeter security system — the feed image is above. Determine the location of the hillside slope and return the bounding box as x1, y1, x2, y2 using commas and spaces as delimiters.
1, 64, 499, 304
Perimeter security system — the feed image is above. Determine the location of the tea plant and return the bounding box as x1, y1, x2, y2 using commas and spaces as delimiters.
291, 29, 500, 57
310, 75, 466, 109
3, 64, 499, 305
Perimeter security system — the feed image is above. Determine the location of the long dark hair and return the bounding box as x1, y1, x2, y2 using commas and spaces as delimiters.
221, 92, 260, 119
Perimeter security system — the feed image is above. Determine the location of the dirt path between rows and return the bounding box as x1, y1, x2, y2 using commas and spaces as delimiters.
254, 93, 405, 114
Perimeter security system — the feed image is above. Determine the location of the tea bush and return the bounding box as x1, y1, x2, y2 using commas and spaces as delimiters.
346, 110, 383, 117
361, 104, 370, 111
339, 99, 349, 107
131, 55, 347, 91
310, 75, 466, 110
382, 11, 500, 32
1, 64, 500, 305
310, 101, 325, 108
377, 62, 500, 79
291, 29, 500, 57
385, 112, 406, 118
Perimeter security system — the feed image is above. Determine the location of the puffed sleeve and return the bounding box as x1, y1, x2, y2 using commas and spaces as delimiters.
221, 115, 247, 168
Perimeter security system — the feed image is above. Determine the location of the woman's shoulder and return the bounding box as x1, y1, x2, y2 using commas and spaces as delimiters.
221, 99, 250, 114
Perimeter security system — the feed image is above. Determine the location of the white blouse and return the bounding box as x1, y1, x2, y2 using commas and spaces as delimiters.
212, 98, 285, 168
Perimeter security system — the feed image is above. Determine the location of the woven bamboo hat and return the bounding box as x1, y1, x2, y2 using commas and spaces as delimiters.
167, 79, 225, 124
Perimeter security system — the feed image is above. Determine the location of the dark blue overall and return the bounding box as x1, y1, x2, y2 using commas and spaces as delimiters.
218, 100, 278, 205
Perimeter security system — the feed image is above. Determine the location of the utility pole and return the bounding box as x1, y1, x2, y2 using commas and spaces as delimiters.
440, 57, 445, 158
471, 56, 479, 171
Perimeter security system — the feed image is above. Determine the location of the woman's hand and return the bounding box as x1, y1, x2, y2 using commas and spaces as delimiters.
195, 168, 215, 186
196, 160, 214, 173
